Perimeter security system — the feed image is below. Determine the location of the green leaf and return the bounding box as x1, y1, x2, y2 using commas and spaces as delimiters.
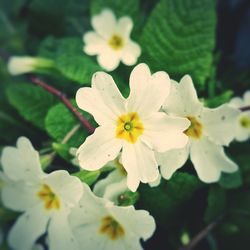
73, 170, 100, 186
52, 142, 73, 161
28, 0, 70, 36
54, 37, 101, 84
45, 100, 92, 147
91, 0, 140, 20
204, 90, 234, 108
204, 185, 226, 223
138, 172, 203, 226
140, 0, 216, 89
219, 170, 243, 189
6, 83, 57, 130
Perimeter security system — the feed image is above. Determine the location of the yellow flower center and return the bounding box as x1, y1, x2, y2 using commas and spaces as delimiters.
184, 116, 203, 139
116, 112, 144, 144
99, 216, 125, 240
240, 116, 250, 129
38, 184, 60, 210
108, 34, 124, 50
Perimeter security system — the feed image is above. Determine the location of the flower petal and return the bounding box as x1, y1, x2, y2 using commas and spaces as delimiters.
235, 111, 250, 141
201, 104, 240, 146
190, 138, 238, 183
8, 205, 49, 250
48, 211, 79, 250
97, 51, 121, 71
76, 72, 125, 125
243, 90, 250, 105
1, 181, 40, 212
1, 137, 44, 182
91, 9, 116, 38
229, 97, 243, 108
121, 40, 141, 66
77, 126, 122, 171
141, 112, 190, 152
127, 64, 171, 118
157, 144, 190, 179
116, 16, 133, 38
44, 170, 83, 208
109, 205, 156, 241
121, 140, 159, 191
163, 75, 202, 116
93, 170, 126, 201
83, 31, 105, 55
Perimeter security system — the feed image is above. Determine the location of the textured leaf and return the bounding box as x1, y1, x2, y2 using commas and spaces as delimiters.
204, 185, 227, 223
54, 37, 101, 84
6, 83, 57, 130
91, 0, 140, 20
138, 172, 203, 226
45, 100, 93, 147
140, 0, 216, 89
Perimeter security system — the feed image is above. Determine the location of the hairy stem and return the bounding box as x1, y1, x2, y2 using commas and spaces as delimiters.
240, 105, 250, 112
179, 217, 222, 250
29, 75, 95, 134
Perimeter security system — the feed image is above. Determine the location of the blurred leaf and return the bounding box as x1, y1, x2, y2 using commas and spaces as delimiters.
28, 0, 70, 36
204, 185, 226, 223
73, 170, 100, 185
6, 83, 57, 130
219, 170, 243, 189
138, 172, 203, 226
140, 0, 216, 89
45, 100, 92, 147
204, 90, 234, 108
91, 0, 140, 20
54, 37, 101, 84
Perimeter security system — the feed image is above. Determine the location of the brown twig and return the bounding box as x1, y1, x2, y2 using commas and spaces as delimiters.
29, 75, 95, 134
179, 217, 222, 250
240, 105, 250, 112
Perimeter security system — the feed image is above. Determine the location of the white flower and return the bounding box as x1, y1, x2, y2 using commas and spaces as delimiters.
93, 157, 128, 203
7, 56, 54, 75
94, 155, 161, 203
0, 137, 83, 250
157, 75, 240, 183
83, 9, 141, 71
76, 63, 190, 191
229, 90, 250, 141
69, 183, 156, 250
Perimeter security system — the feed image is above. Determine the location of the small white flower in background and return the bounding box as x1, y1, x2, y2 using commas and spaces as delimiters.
229, 90, 250, 142
94, 155, 161, 203
83, 9, 141, 71
76, 63, 190, 191
93, 156, 128, 203
0, 137, 83, 250
69, 183, 156, 250
7, 56, 54, 75
156, 75, 240, 183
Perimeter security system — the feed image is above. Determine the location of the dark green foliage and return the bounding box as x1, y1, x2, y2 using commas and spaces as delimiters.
140, 0, 216, 89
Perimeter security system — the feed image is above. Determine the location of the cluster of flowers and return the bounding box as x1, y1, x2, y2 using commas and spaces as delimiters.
3, 8, 250, 250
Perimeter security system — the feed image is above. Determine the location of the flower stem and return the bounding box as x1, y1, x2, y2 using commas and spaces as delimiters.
29, 75, 95, 134
179, 217, 222, 250
240, 105, 250, 112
